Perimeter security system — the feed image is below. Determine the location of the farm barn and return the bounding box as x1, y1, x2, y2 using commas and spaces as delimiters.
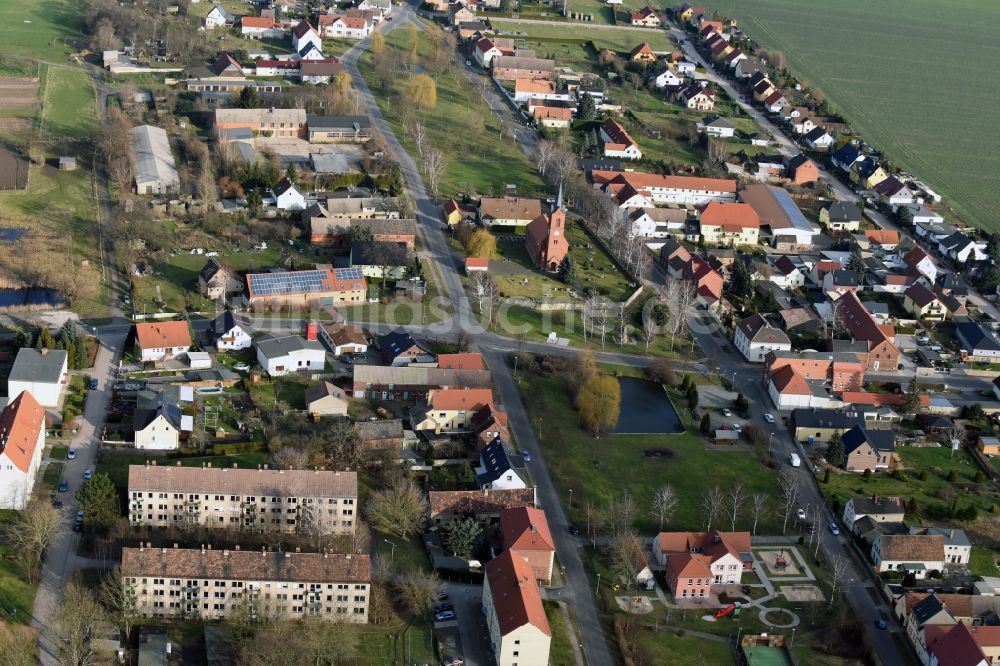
130, 124, 179, 195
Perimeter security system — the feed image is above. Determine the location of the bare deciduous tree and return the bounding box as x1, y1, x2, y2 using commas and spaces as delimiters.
99, 567, 145, 643
271, 446, 309, 470
422, 147, 446, 197
366, 475, 428, 539
6, 499, 63, 584
408, 120, 428, 159
605, 491, 637, 540
608, 530, 641, 592
778, 469, 802, 535
700, 486, 725, 532
392, 568, 442, 617
535, 139, 556, 176
650, 485, 678, 531
828, 555, 851, 608
750, 493, 768, 535
0, 624, 37, 666
726, 479, 747, 531
642, 313, 658, 354
470, 270, 500, 325
58, 580, 104, 666
662, 278, 697, 351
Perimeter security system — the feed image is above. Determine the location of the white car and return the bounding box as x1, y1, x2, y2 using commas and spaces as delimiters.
721, 408, 732, 417
796, 508, 806, 520
763, 413, 775, 424
731, 423, 741, 433
233, 362, 250, 372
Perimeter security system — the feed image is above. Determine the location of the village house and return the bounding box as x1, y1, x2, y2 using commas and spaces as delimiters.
378, 329, 434, 366
317, 14, 372, 39
317, 322, 368, 356
307, 115, 372, 143
696, 115, 736, 138
804, 127, 835, 150
123, 546, 371, 622
842, 495, 905, 528
304, 381, 349, 417
244, 268, 367, 308
133, 388, 188, 451
478, 196, 543, 228
136, 321, 192, 364
477, 438, 527, 490
871, 534, 945, 579
873, 176, 916, 208
351, 365, 492, 400
852, 158, 889, 190
255, 334, 326, 377
198, 258, 239, 300
658, 531, 753, 601
206, 311, 252, 352
214, 107, 307, 140
0, 391, 45, 509
843, 424, 894, 472
429, 488, 536, 524
792, 409, 866, 444
865, 229, 901, 250
675, 81, 716, 110
956, 320, 1000, 360
629, 42, 657, 63
599, 119, 643, 160
733, 314, 791, 362
767, 255, 806, 288
592, 170, 737, 205
128, 464, 357, 533
411, 388, 495, 434
738, 183, 819, 250
903, 284, 945, 321
699, 201, 760, 246
836, 291, 900, 371
8, 347, 68, 408
630, 6, 661, 26
531, 104, 573, 128
499, 506, 556, 584
443, 199, 478, 226
240, 16, 285, 39
908, 526, 970, 565
482, 550, 551, 666
291, 20, 323, 53
651, 67, 683, 89
903, 247, 939, 282
349, 240, 409, 280
269, 176, 305, 211
492, 56, 556, 81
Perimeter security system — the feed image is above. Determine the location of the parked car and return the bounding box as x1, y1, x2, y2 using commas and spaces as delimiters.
67, 448, 76, 460
58, 480, 68, 493
829, 522, 840, 535
875, 617, 887, 630
435, 591, 449, 601
796, 508, 806, 520
233, 362, 250, 372
433, 603, 455, 614
763, 413, 775, 424
88, 378, 98, 390
72, 521, 82, 533
731, 423, 741, 433
338, 355, 354, 365
568, 524, 581, 535
721, 408, 732, 417
434, 610, 456, 622
522, 450, 531, 463
83, 468, 93, 480
76, 511, 84, 522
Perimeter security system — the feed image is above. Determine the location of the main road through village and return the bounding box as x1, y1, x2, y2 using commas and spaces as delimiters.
30, 3, 934, 664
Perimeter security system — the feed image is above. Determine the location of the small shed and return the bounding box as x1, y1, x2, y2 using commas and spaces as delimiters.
465, 257, 489, 273
186, 351, 212, 370
58, 156, 77, 171
714, 430, 739, 446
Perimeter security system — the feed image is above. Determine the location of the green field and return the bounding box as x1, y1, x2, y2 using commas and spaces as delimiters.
359, 24, 545, 199
700, 0, 1000, 232
518, 362, 781, 534
0, 0, 83, 61
634, 631, 735, 665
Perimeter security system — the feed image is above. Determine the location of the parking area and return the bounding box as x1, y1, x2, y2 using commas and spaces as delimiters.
437, 582, 492, 666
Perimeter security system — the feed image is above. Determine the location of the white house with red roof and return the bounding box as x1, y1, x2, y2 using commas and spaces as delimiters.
599, 119, 642, 160
291, 20, 323, 53
591, 169, 737, 205
483, 550, 552, 666
240, 16, 285, 39
136, 321, 193, 363
318, 14, 372, 40
0, 391, 45, 509
734, 314, 791, 362
500, 506, 556, 584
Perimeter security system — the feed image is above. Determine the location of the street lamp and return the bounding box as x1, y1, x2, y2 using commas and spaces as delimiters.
595, 573, 601, 594
768, 432, 775, 454
568, 489, 573, 509
730, 370, 738, 387
383, 539, 396, 563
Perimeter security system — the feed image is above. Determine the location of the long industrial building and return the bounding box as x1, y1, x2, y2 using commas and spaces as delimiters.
131, 124, 180, 195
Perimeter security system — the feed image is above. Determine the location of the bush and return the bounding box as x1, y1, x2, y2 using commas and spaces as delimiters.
920, 469, 930, 481
975, 471, 985, 483
947, 470, 958, 483
863, 469, 872, 480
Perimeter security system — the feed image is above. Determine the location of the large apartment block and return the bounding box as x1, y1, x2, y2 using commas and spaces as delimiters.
122, 545, 371, 622
127, 464, 358, 535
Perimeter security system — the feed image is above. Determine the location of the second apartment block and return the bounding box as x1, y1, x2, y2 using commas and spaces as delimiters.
128, 464, 358, 535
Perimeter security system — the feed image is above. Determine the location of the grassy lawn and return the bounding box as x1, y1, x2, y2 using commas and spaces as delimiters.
0, 511, 38, 624
49, 444, 69, 460
132, 245, 301, 314
702, 0, 1000, 232
96, 450, 270, 491
969, 547, 998, 578
634, 630, 735, 665
374, 533, 431, 573
248, 376, 309, 411
518, 363, 781, 534
543, 601, 578, 666
340, 259, 450, 325
358, 24, 545, 199
356, 617, 435, 664
490, 220, 633, 302
491, 19, 675, 53
41, 461, 64, 492
0, 0, 83, 61
491, 303, 697, 359
819, 445, 1000, 518
0, 66, 104, 315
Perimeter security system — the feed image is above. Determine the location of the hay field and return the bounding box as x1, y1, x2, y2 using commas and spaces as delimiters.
705, 0, 1000, 231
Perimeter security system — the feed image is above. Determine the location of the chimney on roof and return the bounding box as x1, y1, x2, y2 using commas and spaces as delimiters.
232, 463, 237, 468
264, 464, 268, 470
235, 545, 240, 551
950, 529, 954, 538
530, 523, 536, 533
207, 462, 212, 468
201, 544, 206, 554
40, 348, 48, 356
223, 550, 228, 557
174, 543, 178, 548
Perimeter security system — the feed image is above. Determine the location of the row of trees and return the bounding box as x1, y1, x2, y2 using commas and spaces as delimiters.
12, 320, 90, 370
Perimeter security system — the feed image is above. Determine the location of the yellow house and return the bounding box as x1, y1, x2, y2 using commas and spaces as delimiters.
679, 6, 696, 22
851, 160, 889, 189
699, 202, 760, 247
978, 436, 1000, 455
903, 284, 945, 322
443, 199, 476, 226
629, 42, 657, 63
819, 201, 862, 232
411, 388, 494, 434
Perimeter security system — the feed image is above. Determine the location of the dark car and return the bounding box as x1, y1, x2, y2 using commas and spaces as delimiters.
435, 591, 449, 601
434, 610, 455, 622
875, 617, 887, 630
433, 603, 455, 614
72, 521, 82, 533
568, 524, 581, 535
88, 378, 98, 390
58, 480, 68, 493
53, 500, 63, 509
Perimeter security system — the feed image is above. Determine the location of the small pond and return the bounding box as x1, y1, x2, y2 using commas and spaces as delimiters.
0, 288, 64, 309
0, 228, 27, 242
613, 376, 685, 434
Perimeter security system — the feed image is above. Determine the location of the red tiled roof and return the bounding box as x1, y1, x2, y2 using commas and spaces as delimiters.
592, 169, 736, 195
241, 16, 277, 28
437, 353, 485, 370
428, 388, 493, 411
865, 229, 900, 245
500, 506, 555, 552
770, 365, 810, 395
0, 391, 43, 472
486, 550, 551, 638
905, 283, 938, 308
840, 391, 930, 407
292, 20, 316, 38
136, 321, 192, 350
600, 119, 638, 151
928, 622, 988, 666
629, 42, 656, 58
837, 291, 896, 350
666, 552, 713, 579
700, 202, 760, 230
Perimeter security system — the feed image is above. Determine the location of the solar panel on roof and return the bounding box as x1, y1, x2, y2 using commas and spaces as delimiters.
249, 270, 328, 296
771, 188, 812, 232
335, 267, 363, 281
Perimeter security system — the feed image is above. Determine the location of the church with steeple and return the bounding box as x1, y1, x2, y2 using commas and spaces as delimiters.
525, 186, 568, 273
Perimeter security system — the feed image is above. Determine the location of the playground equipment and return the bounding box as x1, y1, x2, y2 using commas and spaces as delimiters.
775, 550, 788, 572
715, 602, 741, 619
